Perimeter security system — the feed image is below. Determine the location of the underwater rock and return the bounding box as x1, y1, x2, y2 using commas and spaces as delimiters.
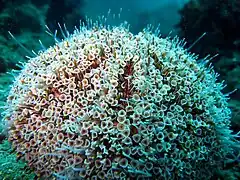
178, 0, 240, 59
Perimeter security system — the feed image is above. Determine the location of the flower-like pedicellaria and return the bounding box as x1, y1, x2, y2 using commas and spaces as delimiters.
3, 22, 237, 179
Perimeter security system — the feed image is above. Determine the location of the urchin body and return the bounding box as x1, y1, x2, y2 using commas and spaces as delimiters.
4, 23, 234, 179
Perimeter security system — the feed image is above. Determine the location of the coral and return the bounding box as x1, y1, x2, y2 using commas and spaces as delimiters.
0, 140, 35, 179
2, 20, 239, 179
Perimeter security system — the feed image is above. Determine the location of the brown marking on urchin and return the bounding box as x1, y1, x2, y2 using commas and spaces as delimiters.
17, 104, 33, 109
161, 51, 167, 59
130, 125, 138, 135
51, 87, 61, 98
162, 67, 175, 78
123, 62, 134, 99
65, 41, 70, 48
152, 52, 163, 71
16, 151, 24, 161
19, 78, 26, 84
7, 95, 14, 101
91, 59, 101, 69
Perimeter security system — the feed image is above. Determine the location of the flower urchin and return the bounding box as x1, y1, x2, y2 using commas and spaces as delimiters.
2, 20, 239, 179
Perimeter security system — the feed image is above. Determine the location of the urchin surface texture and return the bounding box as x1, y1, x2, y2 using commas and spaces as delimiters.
4, 23, 233, 179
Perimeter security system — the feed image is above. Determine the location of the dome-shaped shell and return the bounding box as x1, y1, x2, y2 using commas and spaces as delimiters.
3, 22, 236, 179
